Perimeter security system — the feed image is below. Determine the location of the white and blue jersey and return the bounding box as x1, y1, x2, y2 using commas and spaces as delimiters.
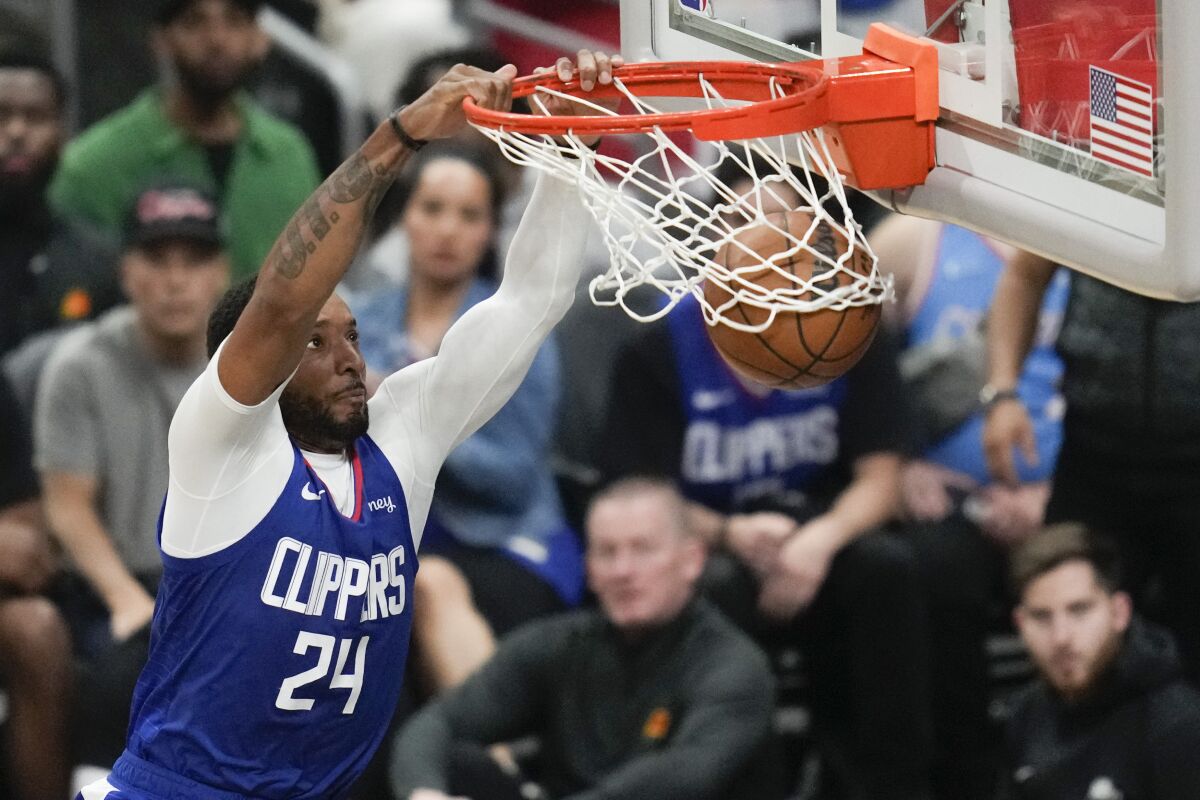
76, 173, 593, 800
667, 295, 850, 510
119, 438, 413, 798
596, 292, 907, 515
909, 224, 1069, 483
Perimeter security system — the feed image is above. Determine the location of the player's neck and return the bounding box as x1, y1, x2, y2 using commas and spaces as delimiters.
293, 435, 350, 457
163, 85, 243, 144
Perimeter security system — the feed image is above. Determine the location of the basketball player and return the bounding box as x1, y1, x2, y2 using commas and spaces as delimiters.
75, 50, 621, 800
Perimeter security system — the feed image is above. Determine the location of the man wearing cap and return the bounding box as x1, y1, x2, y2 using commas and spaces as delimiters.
34, 182, 229, 762
49, 0, 319, 280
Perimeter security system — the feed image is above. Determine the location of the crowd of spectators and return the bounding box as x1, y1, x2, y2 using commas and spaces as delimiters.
3, 1, 1200, 799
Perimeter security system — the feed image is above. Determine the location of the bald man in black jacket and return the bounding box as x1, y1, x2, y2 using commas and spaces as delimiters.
391, 478, 778, 800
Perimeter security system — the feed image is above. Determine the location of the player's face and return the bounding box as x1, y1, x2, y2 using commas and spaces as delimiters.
1015, 560, 1131, 702
157, 0, 266, 104
0, 68, 62, 204
280, 295, 368, 454
586, 493, 705, 634
121, 238, 230, 343
403, 159, 495, 287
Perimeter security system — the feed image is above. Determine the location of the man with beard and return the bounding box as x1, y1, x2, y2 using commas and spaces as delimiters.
1005, 524, 1200, 800
74, 51, 613, 800
0, 51, 119, 358
49, 0, 319, 280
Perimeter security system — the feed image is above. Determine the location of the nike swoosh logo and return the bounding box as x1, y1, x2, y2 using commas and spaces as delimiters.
301, 482, 327, 501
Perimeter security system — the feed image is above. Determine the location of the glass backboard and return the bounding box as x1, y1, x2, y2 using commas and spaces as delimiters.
619, 0, 1200, 300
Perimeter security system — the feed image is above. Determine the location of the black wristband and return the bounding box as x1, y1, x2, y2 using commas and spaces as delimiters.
389, 106, 427, 152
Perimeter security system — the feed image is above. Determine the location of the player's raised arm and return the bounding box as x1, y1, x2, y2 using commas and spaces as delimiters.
371, 51, 623, 480
218, 64, 517, 405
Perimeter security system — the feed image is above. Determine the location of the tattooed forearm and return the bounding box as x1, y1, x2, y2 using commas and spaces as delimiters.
265, 149, 399, 280
327, 152, 376, 203
273, 219, 309, 279
302, 196, 332, 242
364, 164, 394, 217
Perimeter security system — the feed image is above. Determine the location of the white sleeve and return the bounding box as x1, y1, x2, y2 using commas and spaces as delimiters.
161, 339, 296, 558
367, 174, 590, 539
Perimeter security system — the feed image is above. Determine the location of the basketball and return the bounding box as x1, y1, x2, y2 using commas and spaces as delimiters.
702, 210, 880, 389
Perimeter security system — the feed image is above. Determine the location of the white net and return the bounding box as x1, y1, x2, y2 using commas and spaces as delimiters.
472, 72, 893, 332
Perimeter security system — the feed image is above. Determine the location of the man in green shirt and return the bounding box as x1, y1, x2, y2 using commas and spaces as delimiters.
49, 0, 319, 279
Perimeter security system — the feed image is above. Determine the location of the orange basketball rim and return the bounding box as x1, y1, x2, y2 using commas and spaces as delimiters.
466, 24, 940, 191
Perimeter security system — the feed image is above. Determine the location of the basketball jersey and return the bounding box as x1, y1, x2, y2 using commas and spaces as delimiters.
908, 224, 1069, 483
667, 295, 848, 511
115, 435, 416, 799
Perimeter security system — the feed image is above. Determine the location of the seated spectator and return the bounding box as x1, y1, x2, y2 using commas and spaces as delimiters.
355, 143, 579, 692
0, 371, 71, 800
598, 172, 934, 799
871, 214, 1069, 799
986, 249, 1200, 682
390, 477, 778, 800
0, 50, 120, 360
1006, 524, 1200, 800
34, 182, 229, 763
49, 0, 320, 280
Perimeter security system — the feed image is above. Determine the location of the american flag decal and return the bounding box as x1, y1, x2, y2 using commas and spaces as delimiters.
1089, 66, 1155, 178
